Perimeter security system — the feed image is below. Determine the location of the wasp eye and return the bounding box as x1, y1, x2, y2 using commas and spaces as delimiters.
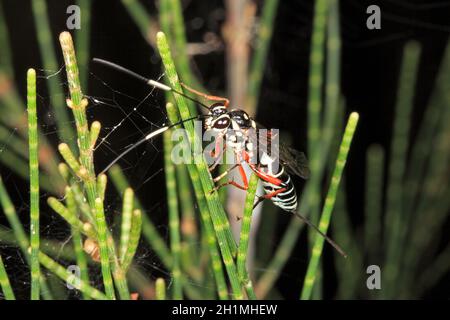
213, 117, 230, 129
210, 103, 227, 116
230, 110, 251, 128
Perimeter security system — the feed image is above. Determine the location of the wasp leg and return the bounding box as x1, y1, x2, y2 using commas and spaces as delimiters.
210, 164, 248, 194
212, 164, 239, 183
253, 188, 287, 210
208, 157, 222, 172
208, 138, 226, 172
181, 82, 230, 107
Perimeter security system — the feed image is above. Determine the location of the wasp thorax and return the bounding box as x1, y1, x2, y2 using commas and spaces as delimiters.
229, 109, 253, 129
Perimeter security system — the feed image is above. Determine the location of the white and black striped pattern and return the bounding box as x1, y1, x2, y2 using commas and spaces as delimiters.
262, 167, 298, 212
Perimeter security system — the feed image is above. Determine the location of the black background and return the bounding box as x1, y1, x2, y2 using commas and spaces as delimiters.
1, 0, 449, 299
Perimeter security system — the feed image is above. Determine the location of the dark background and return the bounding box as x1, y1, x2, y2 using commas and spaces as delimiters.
1, 0, 449, 299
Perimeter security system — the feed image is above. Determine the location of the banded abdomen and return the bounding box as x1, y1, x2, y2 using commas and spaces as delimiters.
261, 167, 297, 212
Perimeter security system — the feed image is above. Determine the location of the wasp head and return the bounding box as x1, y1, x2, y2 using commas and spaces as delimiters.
229, 109, 254, 129
205, 103, 230, 132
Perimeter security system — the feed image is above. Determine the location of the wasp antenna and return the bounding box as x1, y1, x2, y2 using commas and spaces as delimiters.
147, 79, 172, 92
92, 58, 150, 84
291, 210, 348, 258
99, 114, 208, 175
92, 58, 211, 110
99, 128, 166, 175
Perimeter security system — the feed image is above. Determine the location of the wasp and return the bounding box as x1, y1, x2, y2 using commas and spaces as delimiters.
93, 58, 346, 257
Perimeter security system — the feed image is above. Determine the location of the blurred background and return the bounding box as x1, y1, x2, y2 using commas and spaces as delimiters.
0, 0, 449, 299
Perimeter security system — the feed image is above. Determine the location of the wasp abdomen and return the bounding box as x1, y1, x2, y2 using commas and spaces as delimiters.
262, 168, 298, 212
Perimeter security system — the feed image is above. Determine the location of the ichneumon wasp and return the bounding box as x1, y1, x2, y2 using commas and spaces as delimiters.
93, 58, 347, 257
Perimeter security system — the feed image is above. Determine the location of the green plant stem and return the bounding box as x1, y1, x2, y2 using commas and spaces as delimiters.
165, 102, 228, 300
58, 143, 81, 174
126, 265, 155, 299
237, 174, 258, 299
27, 68, 40, 300
108, 164, 173, 268
364, 145, 384, 259
163, 128, 183, 299
0, 176, 53, 300
121, 209, 142, 272
0, 2, 13, 78
399, 41, 450, 294
59, 31, 97, 207
159, 0, 197, 115
121, 0, 154, 43
0, 255, 15, 300
0, 125, 29, 159
50, 192, 137, 299
155, 278, 166, 300
400, 103, 450, 297
247, 0, 279, 112
90, 121, 101, 151
176, 163, 198, 264
307, 0, 327, 151
32, 0, 75, 150
97, 173, 107, 201
157, 32, 237, 255
254, 203, 276, 266
168, 0, 195, 100
332, 183, 363, 299
255, 94, 343, 297
157, 32, 242, 299
383, 42, 420, 298
0, 78, 63, 193
0, 148, 30, 183
100, 212, 131, 299
301, 112, 359, 300
403, 41, 450, 216
304, 2, 328, 297
66, 187, 90, 300
0, 82, 63, 193
306, 0, 328, 250
414, 244, 450, 295
38, 252, 107, 300
119, 188, 134, 262
75, 0, 91, 90
0, 176, 29, 251
313, 0, 341, 298
322, 0, 341, 166
0, 224, 75, 263
0, 145, 53, 192
70, 183, 95, 225
94, 198, 116, 300
255, 212, 304, 298
47, 197, 96, 239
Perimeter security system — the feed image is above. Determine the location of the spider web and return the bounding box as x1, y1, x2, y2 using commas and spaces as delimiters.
0, 66, 214, 300
1, 55, 325, 301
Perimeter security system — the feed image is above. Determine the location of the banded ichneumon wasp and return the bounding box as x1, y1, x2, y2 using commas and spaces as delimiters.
93, 58, 346, 257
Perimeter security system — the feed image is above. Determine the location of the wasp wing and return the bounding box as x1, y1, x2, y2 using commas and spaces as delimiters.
278, 143, 310, 179
252, 123, 310, 179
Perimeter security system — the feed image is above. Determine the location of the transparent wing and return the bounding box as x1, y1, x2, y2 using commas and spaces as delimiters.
278, 143, 310, 179
251, 124, 310, 179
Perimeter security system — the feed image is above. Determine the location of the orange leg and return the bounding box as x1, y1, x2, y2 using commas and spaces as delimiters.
181, 82, 230, 107
208, 138, 226, 172
212, 164, 239, 183
210, 163, 248, 194
253, 188, 287, 210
